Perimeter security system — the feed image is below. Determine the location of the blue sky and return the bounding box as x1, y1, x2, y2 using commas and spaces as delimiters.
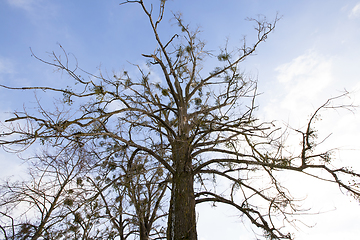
1, 0, 360, 239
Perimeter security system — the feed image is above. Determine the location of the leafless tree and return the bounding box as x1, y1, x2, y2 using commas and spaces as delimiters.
0, 140, 168, 240
0, 143, 93, 239
1, 1, 359, 239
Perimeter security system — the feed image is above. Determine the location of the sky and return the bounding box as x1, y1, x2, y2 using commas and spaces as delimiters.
1, 0, 360, 239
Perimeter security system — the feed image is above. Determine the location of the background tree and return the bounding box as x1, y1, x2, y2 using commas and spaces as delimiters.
1, 0, 360, 239
0, 144, 93, 239
0, 140, 168, 240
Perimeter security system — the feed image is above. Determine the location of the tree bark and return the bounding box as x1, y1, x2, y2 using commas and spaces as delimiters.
139, 221, 149, 240
167, 140, 197, 240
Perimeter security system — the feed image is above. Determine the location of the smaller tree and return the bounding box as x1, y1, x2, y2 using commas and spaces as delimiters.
0, 144, 92, 240
85, 146, 170, 240
0, 138, 169, 240
123, 151, 169, 240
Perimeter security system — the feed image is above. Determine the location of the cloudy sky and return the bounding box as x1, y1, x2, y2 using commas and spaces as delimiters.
1, 0, 360, 239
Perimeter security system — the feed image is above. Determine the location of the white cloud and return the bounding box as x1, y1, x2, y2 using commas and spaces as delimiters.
349, 3, 360, 18
6, 0, 58, 22
262, 51, 333, 127
6, 0, 38, 13
275, 51, 332, 89
277, 52, 332, 108
275, 51, 331, 84
259, 50, 360, 239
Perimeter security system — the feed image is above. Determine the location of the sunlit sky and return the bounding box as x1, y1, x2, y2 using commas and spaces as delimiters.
1, 0, 360, 239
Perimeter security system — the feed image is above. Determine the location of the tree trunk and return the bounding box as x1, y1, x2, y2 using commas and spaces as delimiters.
167, 140, 197, 240
139, 221, 149, 240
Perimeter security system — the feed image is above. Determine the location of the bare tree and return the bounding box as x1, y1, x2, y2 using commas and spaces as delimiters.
84, 146, 169, 240
0, 144, 93, 239
1, 1, 360, 239
0, 139, 168, 240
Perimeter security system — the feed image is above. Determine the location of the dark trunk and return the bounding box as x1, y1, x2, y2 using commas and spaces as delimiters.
139, 221, 149, 240
167, 140, 197, 240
